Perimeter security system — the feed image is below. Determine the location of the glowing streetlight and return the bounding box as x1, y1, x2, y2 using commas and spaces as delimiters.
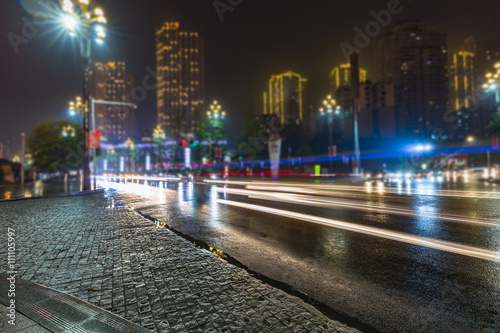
206, 100, 227, 163
484, 62, 500, 113
322, 95, 336, 111
60, 0, 107, 190
62, 125, 76, 137
153, 125, 166, 140
207, 100, 226, 121
153, 125, 166, 171
68, 96, 85, 117
124, 137, 135, 173
319, 95, 341, 167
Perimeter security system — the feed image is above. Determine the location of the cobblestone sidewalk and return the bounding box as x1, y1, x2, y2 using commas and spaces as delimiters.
0, 193, 359, 332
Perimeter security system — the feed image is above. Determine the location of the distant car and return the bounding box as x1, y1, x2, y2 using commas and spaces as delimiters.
68, 170, 79, 179
365, 171, 386, 182
468, 167, 488, 180
176, 171, 193, 182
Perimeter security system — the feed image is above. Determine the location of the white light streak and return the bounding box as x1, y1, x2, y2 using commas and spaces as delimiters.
217, 199, 500, 262
217, 188, 499, 228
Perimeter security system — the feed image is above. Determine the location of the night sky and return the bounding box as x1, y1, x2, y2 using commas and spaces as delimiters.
1, 0, 499, 157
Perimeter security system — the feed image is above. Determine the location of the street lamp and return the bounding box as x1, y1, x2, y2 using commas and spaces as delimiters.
153, 125, 166, 172
124, 137, 135, 173
206, 100, 226, 126
483, 62, 500, 113
320, 95, 337, 149
68, 96, 85, 118
206, 100, 226, 163
60, 0, 107, 190
61, 125, 76, 137
319, 95, 341, 171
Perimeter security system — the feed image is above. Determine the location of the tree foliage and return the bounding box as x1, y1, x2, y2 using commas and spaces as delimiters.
296, 144, 313, 157
488, 113, 500, 135
239, 104, 261, 141
28, 119, 84, 173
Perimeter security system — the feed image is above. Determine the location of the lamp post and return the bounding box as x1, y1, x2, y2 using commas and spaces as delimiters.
153, 125, 166, 172
61, 125, 76, 137
21, 133, 25, 185
125, 137, 134, 173
482, 62, 500, 172
68, 96, 85, 119
483, 62, 500, 113
206, 100, 226, 163
320, 95, 340, 172
61, 0, 107, 191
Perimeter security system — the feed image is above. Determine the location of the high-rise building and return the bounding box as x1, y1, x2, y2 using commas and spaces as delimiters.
330, 63, 367, 93
445, 37, 500, 141
378, 21, 449, 139
265, 71, 307, 124
156, 22, 204, 140
329, 63, 367, 142
451, 51, 475, 111
358, 82, 398, 139
88, 61, 135, 143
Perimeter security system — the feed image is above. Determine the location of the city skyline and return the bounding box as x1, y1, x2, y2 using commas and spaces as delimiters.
1, 0, 500, 157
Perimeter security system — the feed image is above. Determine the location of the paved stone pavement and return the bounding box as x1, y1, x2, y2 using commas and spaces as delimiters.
0, 192, 359, 332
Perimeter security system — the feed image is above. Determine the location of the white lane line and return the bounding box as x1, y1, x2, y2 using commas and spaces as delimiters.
245, 184, 500, 200
217, 199, 500, 262
217, 188, 499, 228
203, 179, 500, 199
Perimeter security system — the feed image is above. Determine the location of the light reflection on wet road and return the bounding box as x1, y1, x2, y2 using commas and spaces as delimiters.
0, 180, 83, 200
100, 178, 500, 332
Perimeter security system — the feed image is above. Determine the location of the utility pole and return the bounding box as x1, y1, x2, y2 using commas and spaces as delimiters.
351, 54, 361, 175
21, 133, 25, 185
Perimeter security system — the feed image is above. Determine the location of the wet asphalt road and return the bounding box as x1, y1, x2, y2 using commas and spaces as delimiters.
104, 178, 500, 332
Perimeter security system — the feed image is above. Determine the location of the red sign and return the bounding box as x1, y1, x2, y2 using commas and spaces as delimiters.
328, 145, 337, 157
89, 130, 101, 149
214, 148, 223, 158
494, 136, 500, 149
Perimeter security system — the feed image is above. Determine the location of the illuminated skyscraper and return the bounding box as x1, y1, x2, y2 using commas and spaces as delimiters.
88, 61, 135, 143
265, 71, 307, 124
448, 37, 497, 140
330, 63, 367, 93
378, 21, 449, 139
451, 51, 475, 111
329, 63, 367, 141
156, 22, 204, 140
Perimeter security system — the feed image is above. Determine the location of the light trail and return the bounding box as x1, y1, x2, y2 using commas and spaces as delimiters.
102, 176, 181, 182
246, 184, 500, 200
217, 188, 499, 228
217, 199, 500, 262
204, 179, 500, 199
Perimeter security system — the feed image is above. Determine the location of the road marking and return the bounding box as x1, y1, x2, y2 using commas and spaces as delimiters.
217, 188, 499, 228
217, 199, 500, 262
